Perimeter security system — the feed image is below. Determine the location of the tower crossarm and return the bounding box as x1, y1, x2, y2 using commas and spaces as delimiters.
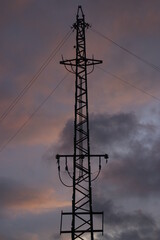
60, 58, 102, 67
56, 154, 108, 159
56, 154, 108, 182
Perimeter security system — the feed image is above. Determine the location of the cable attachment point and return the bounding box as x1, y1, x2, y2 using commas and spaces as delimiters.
56, 154, 60, 171
104, 154, 109, 164
65, 157, 68, 171
99, 157, 102, 170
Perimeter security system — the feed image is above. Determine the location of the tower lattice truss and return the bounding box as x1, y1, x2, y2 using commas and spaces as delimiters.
56, 6, 108, 240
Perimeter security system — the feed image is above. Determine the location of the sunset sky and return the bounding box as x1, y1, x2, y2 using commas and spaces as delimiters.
1, 0, 160, 239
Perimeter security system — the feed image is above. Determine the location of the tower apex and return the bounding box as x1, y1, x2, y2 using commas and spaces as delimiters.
77, 5, 84, 18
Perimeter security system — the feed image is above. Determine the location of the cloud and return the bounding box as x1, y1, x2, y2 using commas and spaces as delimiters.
1, 1, 160, 239
90, 112, 140, 149
48, 111, 160, 198
0, 208, 61, 240
50, 112, 140, 155
0, 233, 38, 240
103, 142, 160, 197
54, 119, 74, 154
94, 197, 155, 228
0, 107, 69, 147
95, 114, 160, 197
44, 110, 160, 239
84, 112, 160, 198
94, 197, 160, 240
0, 177, 70, 212
88, 0, 160, 36
1, 0, 160, 150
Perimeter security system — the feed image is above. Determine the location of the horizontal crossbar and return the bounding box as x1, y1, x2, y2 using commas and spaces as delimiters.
60, 210, 104, 235
56, 154, 108, 159
62, 211, 103, 215
61, 229, 103, 234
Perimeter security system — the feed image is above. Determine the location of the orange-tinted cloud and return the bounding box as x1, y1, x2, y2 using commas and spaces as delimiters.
0, 177, 70, 214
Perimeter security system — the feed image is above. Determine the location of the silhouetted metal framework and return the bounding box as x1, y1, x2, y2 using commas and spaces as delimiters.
56, 6, 108, 240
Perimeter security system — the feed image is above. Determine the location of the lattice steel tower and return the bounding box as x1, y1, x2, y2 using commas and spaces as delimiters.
56, 6, 108, 240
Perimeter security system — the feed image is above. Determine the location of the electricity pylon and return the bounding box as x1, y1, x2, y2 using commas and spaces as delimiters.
56, 6, 108, 240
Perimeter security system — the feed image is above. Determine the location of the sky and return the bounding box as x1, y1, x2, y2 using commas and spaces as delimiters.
1, 0, 160, 239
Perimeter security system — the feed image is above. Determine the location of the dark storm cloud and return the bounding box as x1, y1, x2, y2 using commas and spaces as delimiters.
55, 111, 155, 151
90, 112, 140, 149
55, 119, 74, 153
95, 113, 160, 197
94, 197, 155, 227
115, 229, 160, 240
102, 227, 160, 240
53, 112, 139, 154
86, 112, 160, 197
94, 197, 160, 240
50, 111, 160, 197
102, 228, 160, 240
103, 140, 160, 197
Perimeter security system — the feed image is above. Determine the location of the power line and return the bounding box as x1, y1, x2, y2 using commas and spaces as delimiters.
0, 74, 68, 153
91, 28, 160, 73
0, 30, 73, 123
97, 66, 160, 103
